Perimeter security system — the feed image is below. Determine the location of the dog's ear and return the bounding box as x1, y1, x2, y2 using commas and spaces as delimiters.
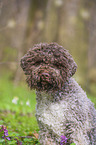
47, 43, 77, 78
67, 53, 77, 78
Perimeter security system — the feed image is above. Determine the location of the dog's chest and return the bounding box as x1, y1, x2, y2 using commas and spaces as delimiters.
36, 99, 68, 135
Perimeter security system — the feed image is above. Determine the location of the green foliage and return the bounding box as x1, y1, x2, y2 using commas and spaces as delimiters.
0, 75, 39, 144
0, 76, 36, 113
88, 94, 96, 108
0, 138, 4, 144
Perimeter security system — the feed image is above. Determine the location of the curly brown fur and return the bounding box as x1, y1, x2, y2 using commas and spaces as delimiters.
20, 43, 96, 145
20, 43, 77, 91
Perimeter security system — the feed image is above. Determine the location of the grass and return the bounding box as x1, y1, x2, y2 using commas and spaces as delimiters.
0, 74, 39, 144
87, 95, 96, 108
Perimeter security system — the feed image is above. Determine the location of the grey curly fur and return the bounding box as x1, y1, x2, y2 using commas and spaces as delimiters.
20, 43, 96, 145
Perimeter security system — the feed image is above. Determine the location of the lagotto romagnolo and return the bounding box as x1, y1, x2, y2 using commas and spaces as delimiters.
21, 43, 96, 145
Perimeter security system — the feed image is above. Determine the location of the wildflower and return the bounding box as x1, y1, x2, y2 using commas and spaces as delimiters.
60, 135, 68, 145
26, 100, 30, 106
12, 96, 19, 104
0, 125, 10, 140
20, 142, 22, 145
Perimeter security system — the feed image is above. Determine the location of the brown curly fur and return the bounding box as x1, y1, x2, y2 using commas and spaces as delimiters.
20, 43, 77, 91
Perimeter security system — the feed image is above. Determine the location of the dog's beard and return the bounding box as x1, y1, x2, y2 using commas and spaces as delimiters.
26, 65, 64, 91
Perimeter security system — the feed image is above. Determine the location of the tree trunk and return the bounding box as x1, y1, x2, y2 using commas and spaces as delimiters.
87, 1, 96, 95
13, 0, 31, 86
43, 0, 60, 42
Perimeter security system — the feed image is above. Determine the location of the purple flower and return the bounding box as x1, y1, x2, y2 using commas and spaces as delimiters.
4, 129, 8, 136
0, 125, 10, 140
20, 142, 22, 145
60, 135, 68, 145
2, 136, 10, 140
17, 140, 22, 145
6, 137, 10, 140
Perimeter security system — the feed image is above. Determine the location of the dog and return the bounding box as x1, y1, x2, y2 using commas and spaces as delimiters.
21, 43, 96, 145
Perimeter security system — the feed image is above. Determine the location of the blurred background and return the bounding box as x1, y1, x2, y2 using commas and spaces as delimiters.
0, 1, 96, 140
0, 0, 96, 96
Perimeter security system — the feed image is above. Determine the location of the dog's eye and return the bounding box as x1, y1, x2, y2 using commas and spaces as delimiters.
35, 60, 43, 65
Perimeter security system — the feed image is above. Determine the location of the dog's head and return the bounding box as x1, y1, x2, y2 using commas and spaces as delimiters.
20, 43, 77, 91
